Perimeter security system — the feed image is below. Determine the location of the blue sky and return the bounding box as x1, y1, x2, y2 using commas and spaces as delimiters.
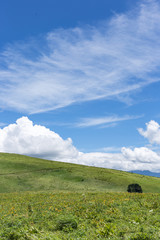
1, 0, 160, 172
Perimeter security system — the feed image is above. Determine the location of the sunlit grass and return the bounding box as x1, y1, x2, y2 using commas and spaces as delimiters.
0, 153, 160, 239
0, 153, 160, 193
0, 191, 160, 239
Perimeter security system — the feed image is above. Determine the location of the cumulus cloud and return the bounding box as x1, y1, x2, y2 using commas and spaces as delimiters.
0, 1, 160, 113
0, 117, 79, 161
121, 147, 160, 172
77, 148, 160, 172
138, 120, 160, 144
1, 117, 160, 172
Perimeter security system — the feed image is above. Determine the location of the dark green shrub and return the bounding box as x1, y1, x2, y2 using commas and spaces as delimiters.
127, 183, 143, 193
55, 217, 77, 231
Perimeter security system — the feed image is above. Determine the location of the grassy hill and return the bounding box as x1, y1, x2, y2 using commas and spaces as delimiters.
1, 153, 160, 239
0, 152, 160, 193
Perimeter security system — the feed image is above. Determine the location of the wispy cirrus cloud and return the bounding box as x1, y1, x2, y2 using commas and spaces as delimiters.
74, 115, 141, 128
0, 0, 160, 113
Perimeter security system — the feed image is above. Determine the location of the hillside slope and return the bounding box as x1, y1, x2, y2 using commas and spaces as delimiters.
0, 153, 160, 193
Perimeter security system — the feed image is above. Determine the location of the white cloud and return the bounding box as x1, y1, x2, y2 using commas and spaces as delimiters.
77, 147, 160, 172
77, 152, 124, 169
120, 147, 160, 172
121, 147, 160, 163
0, 117, 79, 161
1, 117, 160, 172
75, 115, 141, 127
138, 120, 160, 144
0, 1, 160, 113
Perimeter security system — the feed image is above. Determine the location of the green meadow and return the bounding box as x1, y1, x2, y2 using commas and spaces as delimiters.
0, 153, 160, 193
0, 153, 160, 239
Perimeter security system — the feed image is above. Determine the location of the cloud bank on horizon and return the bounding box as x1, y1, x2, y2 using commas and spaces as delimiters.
0, 0, 160, 113
0, 116, 160, 173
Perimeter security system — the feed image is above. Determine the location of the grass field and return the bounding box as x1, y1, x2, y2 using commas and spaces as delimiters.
0, 153, 160, 193
1, 153, 160, 239
1, 191, 160, 239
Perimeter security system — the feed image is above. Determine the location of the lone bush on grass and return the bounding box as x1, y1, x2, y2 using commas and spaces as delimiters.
127, 183, 143, 193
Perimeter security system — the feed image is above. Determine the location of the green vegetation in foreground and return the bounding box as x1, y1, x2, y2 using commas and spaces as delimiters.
0, 191, 160, 239
0, 152, 160, 193
1, 153, 160, 239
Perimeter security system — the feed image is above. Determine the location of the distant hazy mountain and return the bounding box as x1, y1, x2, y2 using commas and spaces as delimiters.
130, 170, 160, 178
